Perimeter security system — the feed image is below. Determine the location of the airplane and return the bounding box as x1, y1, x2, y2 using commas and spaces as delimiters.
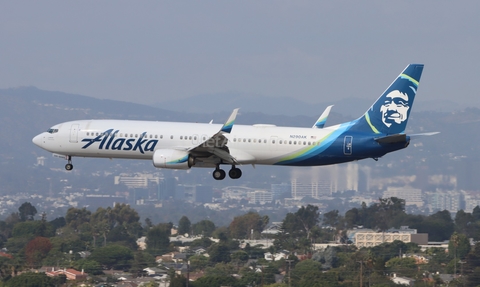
32, 64, 437, 180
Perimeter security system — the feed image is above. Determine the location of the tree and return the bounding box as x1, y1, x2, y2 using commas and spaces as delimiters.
73, 259, 103, 275
18, 202, 37, 222
65, 207, 91, 231
449, 232, 471, 264
178, 216, 191, 236
290, 259, 338, 287
189, 254, 209, 271
295, 205, 320, 239
323, 210, 341, 229
146, 224, 171, 255
230, 250, 249, 267
12, 221, 54, 238
229, 212, 267, 239
373, 197, 406, 231
455, 210, 474, 235
89, 244, 134, 270
312, 246, 338, 270
473, 206, 480, 221
208, 243, 231, 263
129, 251, 156, 277
385, 257, 417, 278
191, 274, 237, 287
4, 272, 54, 287
192, 220, 216, 237
25, 237, 52, 268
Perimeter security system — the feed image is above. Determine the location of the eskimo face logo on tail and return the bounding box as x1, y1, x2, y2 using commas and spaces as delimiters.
81, 129, 158, 154
380, 90, 410, 128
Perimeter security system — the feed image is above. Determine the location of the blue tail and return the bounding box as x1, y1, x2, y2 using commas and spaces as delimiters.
350, 64, 424, 135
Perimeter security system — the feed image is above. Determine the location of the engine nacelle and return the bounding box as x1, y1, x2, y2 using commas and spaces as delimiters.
152, 149, 194, 170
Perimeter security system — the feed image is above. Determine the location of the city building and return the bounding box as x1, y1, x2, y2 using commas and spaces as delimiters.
382, 186, 423, 207
355, 230, 428, 248
247, 190, 273, 205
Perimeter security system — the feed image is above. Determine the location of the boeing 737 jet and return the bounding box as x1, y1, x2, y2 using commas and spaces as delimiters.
32, 64, 437, 180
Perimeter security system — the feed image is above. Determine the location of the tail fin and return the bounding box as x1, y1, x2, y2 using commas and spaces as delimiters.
350, 64, 424, 135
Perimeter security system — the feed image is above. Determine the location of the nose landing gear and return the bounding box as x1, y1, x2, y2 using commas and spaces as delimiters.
65, 156, 73, 171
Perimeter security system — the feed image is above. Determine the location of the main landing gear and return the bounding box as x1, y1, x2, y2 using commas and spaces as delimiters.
213, 165, 242, 180
65, 156, 73, 171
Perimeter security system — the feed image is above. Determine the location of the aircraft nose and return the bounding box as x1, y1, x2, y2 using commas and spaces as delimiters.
32, 134, 44, 147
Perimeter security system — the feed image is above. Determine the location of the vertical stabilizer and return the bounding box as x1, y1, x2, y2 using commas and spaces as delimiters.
350, 64, 423, 135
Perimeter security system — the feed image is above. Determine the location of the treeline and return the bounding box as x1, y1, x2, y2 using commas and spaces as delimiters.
1, 199, 480, 286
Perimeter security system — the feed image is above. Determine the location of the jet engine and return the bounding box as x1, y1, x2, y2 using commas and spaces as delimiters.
152, 149, 194, 169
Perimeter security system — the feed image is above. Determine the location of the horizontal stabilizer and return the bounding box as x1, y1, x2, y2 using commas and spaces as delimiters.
409, 132, 440, 140
375, 134, 407, 144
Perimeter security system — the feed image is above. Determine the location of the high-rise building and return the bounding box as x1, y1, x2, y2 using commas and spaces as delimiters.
158, 177, 177, 200
383, 186, 423, 207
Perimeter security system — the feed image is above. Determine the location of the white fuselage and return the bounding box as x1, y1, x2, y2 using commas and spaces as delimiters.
32, 119, 344, 167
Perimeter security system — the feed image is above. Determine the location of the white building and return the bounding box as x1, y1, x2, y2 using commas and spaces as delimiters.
383, 186, 423, 207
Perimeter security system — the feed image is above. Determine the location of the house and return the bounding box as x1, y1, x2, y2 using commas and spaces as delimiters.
143, 267, 167, 277
391, 273, 415, 286
191, 246, 207, 255
78, 251, 91, 259
46, 267, 87, 281
264, 250, 289, 261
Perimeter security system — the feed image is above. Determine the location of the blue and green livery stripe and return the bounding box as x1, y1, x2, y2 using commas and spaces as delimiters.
364, 112, 381, 134
167, 155, 189, 164
400, 74, 419, 86
221, 120, 235, 133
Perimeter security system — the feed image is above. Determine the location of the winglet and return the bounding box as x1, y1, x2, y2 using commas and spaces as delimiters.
313, 105, 333, 128
221, 108, 239, 133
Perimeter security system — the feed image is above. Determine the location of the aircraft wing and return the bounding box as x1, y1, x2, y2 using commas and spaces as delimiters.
188, 108, 240, 164
313, 105, 333, 128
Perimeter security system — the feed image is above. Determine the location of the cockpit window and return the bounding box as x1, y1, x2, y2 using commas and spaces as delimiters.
47, 128, 59, 134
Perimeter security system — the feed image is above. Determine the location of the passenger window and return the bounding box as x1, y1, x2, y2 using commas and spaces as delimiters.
243, 139, 246, 143
248, 139, 251, 143
180, 136, 183, 140
233, 138, 237, 142
189, 136, 192, 140
303, 141, 306, 145
272, 140, 275, 144
170, 135, 174, 139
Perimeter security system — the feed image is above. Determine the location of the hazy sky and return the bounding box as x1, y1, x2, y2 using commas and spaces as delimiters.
2, 1, 480, 106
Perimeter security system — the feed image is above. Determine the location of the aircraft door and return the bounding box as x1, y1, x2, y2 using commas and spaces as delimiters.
69, 124, 79, 143
343, 136, 353, 155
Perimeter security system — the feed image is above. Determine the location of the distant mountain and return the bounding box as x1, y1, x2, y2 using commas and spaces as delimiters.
2, 86, 480, 195
154, 92, 468, 117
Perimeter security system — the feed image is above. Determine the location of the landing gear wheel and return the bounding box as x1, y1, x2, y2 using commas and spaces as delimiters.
229, 168, 242, 179
65, 156, 73, 171
213, 169, 226, 180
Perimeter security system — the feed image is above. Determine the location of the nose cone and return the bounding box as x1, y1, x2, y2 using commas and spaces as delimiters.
32, 133, 44, 147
